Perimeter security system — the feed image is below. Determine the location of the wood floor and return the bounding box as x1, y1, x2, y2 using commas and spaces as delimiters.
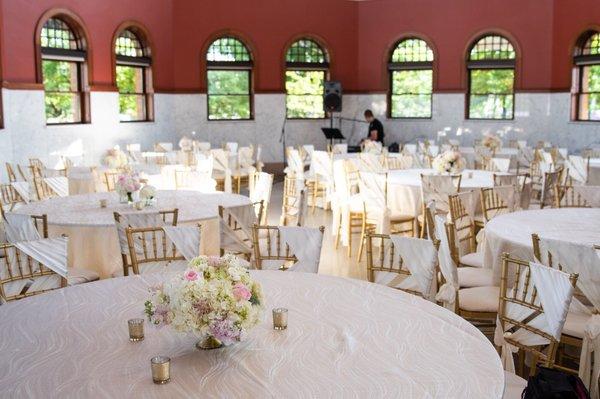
264, 182, 367, 281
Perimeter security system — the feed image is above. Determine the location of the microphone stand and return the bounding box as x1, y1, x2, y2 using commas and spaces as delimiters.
279, 113, 288, 166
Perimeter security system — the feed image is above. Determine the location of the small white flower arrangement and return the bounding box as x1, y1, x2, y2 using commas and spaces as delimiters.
103, 148, 128, 169
139, 185, 157, 206
432, 150, 466, 174
362, 140, 383, 155
481, 134, 502, 151
144, 255, 264, 347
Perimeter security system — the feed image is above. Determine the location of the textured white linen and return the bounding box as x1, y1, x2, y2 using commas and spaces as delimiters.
14, 236, 68, 277
359, 152, 384, 172
43, 176, 69, 197
494, 262, 574, 373
387, 169, 496, 217
13, 191, 250, 277
388, 236, 437, 300
3, 212, 41, 243
483, 209, 600, 284
491, 158, 511, 173
162, 226, 201, 261
278, 226, 323, 273
0, 271, 504, 398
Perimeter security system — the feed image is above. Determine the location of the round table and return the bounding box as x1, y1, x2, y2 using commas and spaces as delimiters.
387, 169, 497, 216
0, 271, 504, 398
15, 191, 251, 278
483, 208, 600, 282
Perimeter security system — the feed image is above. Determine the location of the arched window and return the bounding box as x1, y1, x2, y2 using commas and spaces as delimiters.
115, 28, 153, 122
388, 38, 433, 118
206, 37, 253, 120
467, 35, 516, 119
285, 38, 329, 119
573, 31, 600, 121
39, 16, 89, 124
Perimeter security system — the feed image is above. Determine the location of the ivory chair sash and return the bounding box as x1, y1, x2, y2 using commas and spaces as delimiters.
155, 142, 173, 152
494, 258, 576, 375
14, 236, 68, 277
43, 176, 69, 197
3, 212, 42, 242
161, 226, 201, 261
225, 142, 238, 154
491, 158, 511, 173
211, 149, 233, 193
537, 237, 600, 396
566, 155, 589, 184
10, 181, 31, 203
284, 148, 305, 178
249, 172, 273, 224
366, 234, 438, 301
252, 225, 324, 273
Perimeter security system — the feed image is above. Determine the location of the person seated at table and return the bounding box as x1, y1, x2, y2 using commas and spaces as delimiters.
362, 109, 385, 145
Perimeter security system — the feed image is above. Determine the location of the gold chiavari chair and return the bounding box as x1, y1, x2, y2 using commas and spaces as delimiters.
0, 210, 48, 239
29, 158, 45, 171
554, 185, 592, 208
508, 139, 519, 149
114, 209, 178, 276
385, 154, 413, 170
251, 224, 325, 271
218, 204, 257, 260
365, 232, 439, 299
497, 253, 578, 377
540, 168, 563, 209
480, 185, 517, 223
280, 176, 306, 227
31, 169, 57, 201
126, 226, 194, 275
5, 163, 17, 183
0, 242, 67, 302
419, 174, 462, 238
447, 194, 482, 268
104, 171, 120, 192
493, 173, 530, 192
0, 184, 25, 213
17, 165, 32, 182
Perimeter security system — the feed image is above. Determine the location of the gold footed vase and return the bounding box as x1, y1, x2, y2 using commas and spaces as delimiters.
196, 335, 223, 350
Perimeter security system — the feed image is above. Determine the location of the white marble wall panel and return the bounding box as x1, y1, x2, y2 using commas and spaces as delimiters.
2, 89, 600, 182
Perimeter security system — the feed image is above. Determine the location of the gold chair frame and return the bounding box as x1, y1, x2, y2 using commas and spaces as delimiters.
125, 226, 190, 275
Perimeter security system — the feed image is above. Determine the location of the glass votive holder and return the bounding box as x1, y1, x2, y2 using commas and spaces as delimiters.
150, 356, 171, 384
99, 199, 107, 208
272, 308, 288, 330
128, 318, 144, 342
135, 201, 145, 211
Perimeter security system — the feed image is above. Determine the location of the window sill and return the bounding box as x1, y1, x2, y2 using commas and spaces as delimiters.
387, 117, 432, 121
207, 118, 254, 122
120, 120, 155, 124
464, 118, 515, 122
46, 122, 90, 127
286, 117, 328, 121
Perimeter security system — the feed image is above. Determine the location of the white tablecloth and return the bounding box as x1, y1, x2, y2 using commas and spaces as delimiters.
0, 271, 504, 398
388, 169, 497, 216
14, 191, 250, 278
483, 208, 600, 283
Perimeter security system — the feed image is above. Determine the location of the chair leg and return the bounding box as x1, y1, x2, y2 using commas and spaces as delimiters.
334, 213, 342, 250
357, 216, 367, 261
419, 214, 426, 238
347, 214, 353, 258
311, 185, 317, 214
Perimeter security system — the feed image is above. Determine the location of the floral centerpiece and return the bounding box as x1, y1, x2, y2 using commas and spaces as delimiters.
179, 136, 193, 152
103, 148, 128, 169
481, 134, 502, 152
144, 255, 264, 349
139, 184, 157, 206
116, 172, 142, 203
432, 150, 466, 174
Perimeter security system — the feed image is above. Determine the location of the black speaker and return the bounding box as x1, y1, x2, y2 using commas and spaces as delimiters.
324, 81, 342, 112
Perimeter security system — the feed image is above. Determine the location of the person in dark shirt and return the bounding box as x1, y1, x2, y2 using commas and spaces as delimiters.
364, 109, 384, 144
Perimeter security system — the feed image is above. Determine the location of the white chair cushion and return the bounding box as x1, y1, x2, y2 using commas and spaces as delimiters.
458, 286, 500, 313
459, 251, 484, 268
503, 371, 527, 399
457, 267, 495, 288
67, 268, 100, 285
562, 310, 591, 339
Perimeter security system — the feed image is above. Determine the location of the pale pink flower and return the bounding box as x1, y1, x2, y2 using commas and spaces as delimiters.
184, 269, 199, 281
232, 283, 251, 301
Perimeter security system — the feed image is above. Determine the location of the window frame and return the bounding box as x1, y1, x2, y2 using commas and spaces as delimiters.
572, 31, 600, 122
387, 37, 434, 120
36, 13, 90, 125
114, 28, 154, 123
284, 38, 330, 120
206, 37, 254, 121
466, 35, 516, 121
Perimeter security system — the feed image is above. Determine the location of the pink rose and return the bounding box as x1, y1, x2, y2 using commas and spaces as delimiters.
184, 269, 199, 281
232, 283, 251, 301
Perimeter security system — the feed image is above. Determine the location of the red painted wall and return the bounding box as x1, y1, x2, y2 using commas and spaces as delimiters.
0, 0, 598, 93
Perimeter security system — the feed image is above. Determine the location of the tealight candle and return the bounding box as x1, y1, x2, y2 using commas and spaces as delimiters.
135, 201, 145, 211
272, 308, 288, 330
99, 199, 107, 208
128, 318, 144, 342
150, 356, 171, 384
